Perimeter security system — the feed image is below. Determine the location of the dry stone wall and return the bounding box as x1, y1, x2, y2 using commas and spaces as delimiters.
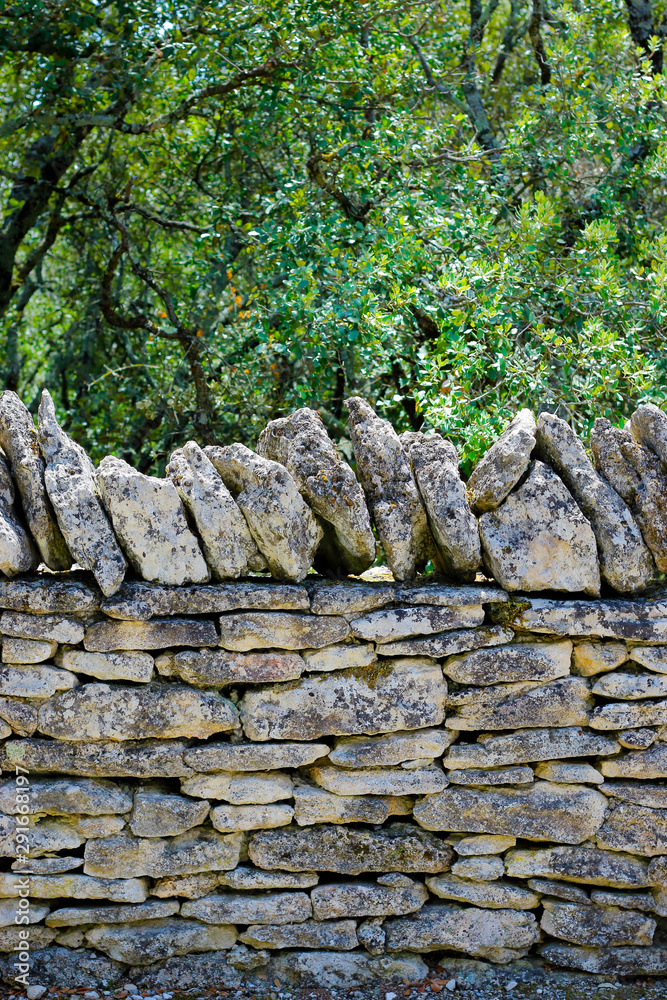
2, 390, 667, 986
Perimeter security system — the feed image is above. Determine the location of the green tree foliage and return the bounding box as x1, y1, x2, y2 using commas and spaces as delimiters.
1, 0, 667, 471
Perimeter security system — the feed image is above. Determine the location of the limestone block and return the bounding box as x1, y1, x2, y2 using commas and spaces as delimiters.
0, 873, 150, 902
446, 766, 534, 786
571, 640, 627, 676
101, 579, 309, 620
38, 683, 239, 741
301, 643, 376, 673
130, 787, 210, 837
181, 771, 293, 804
600, 743, 667, 778
129, 951, 242, 989
536, 411, 654, 593
86, 918, 237, 965
630, 645, 667, 673
258, 407, 375, 575
479, 461, 601, 595
0, 572, 99, 614
590, 700, 667, 730
0, 391, 71, 570
649, 857, 667, 885
0, 450, 38, 576
241, 919, 358, 951
395, 582, 509, 607
591, 890, 655, 911
2, 637, 57, 663
533, 761, 603, 784
466, 410, 536, 515
0, 816, 84, 858
218, 611, 349, 651
205, 443, 322, 582
344, 396, 434, 581
307, 581, 396, 616
0, 897, 49, 926
0, 662, 77, 700
600, 780, 667, 808
541, 900, 655, 947
526, 879, 590, 903
329, 729, 452, 768
0, 700, 38, 739
401, 431, 481, 580
58, 649, 154, 684
292, 784, 389, 826
450, 855, 504, 881
446, 677, 592, 731
379, 625, 513, 658
504, 845, 650, 887
211, 804, 294, 832
156, 648, 305, 687
540, 943, 667, 976
596, 801, 667, 855
414, 782, 607, 843
11, 856, 82, 875
218, 867, 319, 891
38, 389, 126, 596
183, 741, 328, 773
443, 640, 572, 686
311, 878, 427, 920
248, 823, 453, 875
307, 762, 448, 797
593, 671, 667, 699
0, 717, 20, 739
443, 726, 620, 769
0, 776, 131, 816
619, 728, 656, 749
75, 815, 126, 838
0, 737, 193, 778
454, 835, 516, 855
240, 658, 446, 741
0, 611, 83, 644
426, 876, 540, 910
250, 950, 428, 989
182, 890, 312, 925
384, 903, 540, 963
167, 441, 265, 578
512, 596, 667, 640
47, 899, 179, 927
84, 617, 217, 651
350, 605, 484, 644
83, 829, 243, 879
357, 917, 386, 955
150, 873, 220, 899
630, 402, 667, 460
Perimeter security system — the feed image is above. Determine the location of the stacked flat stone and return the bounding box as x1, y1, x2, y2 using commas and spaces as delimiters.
1, 573, 667, 987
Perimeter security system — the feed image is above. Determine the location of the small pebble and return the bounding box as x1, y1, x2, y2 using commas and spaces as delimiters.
26, 989, 48, 1000
387, 994, 397, 1000
505, 983, 518, 991
445, 981, 457, 992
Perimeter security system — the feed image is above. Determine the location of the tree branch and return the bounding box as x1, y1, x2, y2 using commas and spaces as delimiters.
528, 0, 552, 85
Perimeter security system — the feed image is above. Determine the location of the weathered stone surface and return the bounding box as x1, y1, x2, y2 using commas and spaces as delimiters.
301, 643, 376, 672
184, 741, 328, 773
311, 878, 427, 921
38, 683, 238, 741
47, 899, 179, 927
591, 889, 655, 911
540, 943, 667, 976
385, 903, 539, 962
130, 951, 243, 989
504, 845, 650, 887
0, 391, 71, 571
596, 801, 667, 855
379, 625, 514, 659
590, 699, 667, 730
396, 582, 509, 607
218, 611, 349, 651
167, 441, 265, 578
513, 596, 667, 640
0, 926, 56, 951
258, 407, 375, 575
533, 761, 603, 784
308, 762, 448, 797
446, 677, 592, 732
601, 780, 667, 808
218, 867, 319, 891
443, 726, 620, 769
11, 855, 83, 875
240, 658, 446, 741
2, 637, 57, 663
0, 717, 17, 739
86, 918, 237, 965
155, 647, 305, 687
467, 410, 536, 515
181, 770, 293, 804
58, 648, 154, 683
0, 897, 49, 926
0, 945, 127, 988
76, 815, 126, 838
308, 580, 396, 616
350, 605, 484, 644
600, 742, 667, 778
592, 417, 667, 572
593, 670, 667, 699
619, 727, 656, 749
357, 917, 385, 955
254, 950, 428, 988
329, 729, 452, 768
101, 579, 309, 620
454, 834, 516, 855
536, 411, 654, 593
443, 641, 571, 686
630, 402, 667, 459
97, 455, 208, 585
0, 610, 83, 644
571, 640, 627, 676
211, 804, 294, 832
414, 782, 607, 844
526, 879, 590, 903
649, 856, 667, 885
450, 855, 504, 880
183, 890, 311, 926
0, 776, 131, 816
205, 443, 322, 582
241, 919, 358, 951
0, 662, 76, 700
426, 875, 539, 910
84, 829, 243, 879
0, 575, 98, 618
85, 616, 217, 651
249, 823, 453, 875
130, 787, 210, 837
0, 452, 37, 576
38, 389, 126, 595
630, 645, 667, 673
401, 431, 481, 580
0, 737, 193, 778
541, 900, 655, 946
0, 873, 149, 901
0, 815, 83, 857
150, 872, 220, 899
479, 461, 601, 596
446, 766, 533, 785
292, 784, 389, 826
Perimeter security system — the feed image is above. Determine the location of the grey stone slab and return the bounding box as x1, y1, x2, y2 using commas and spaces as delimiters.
100, 579, 309, 620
